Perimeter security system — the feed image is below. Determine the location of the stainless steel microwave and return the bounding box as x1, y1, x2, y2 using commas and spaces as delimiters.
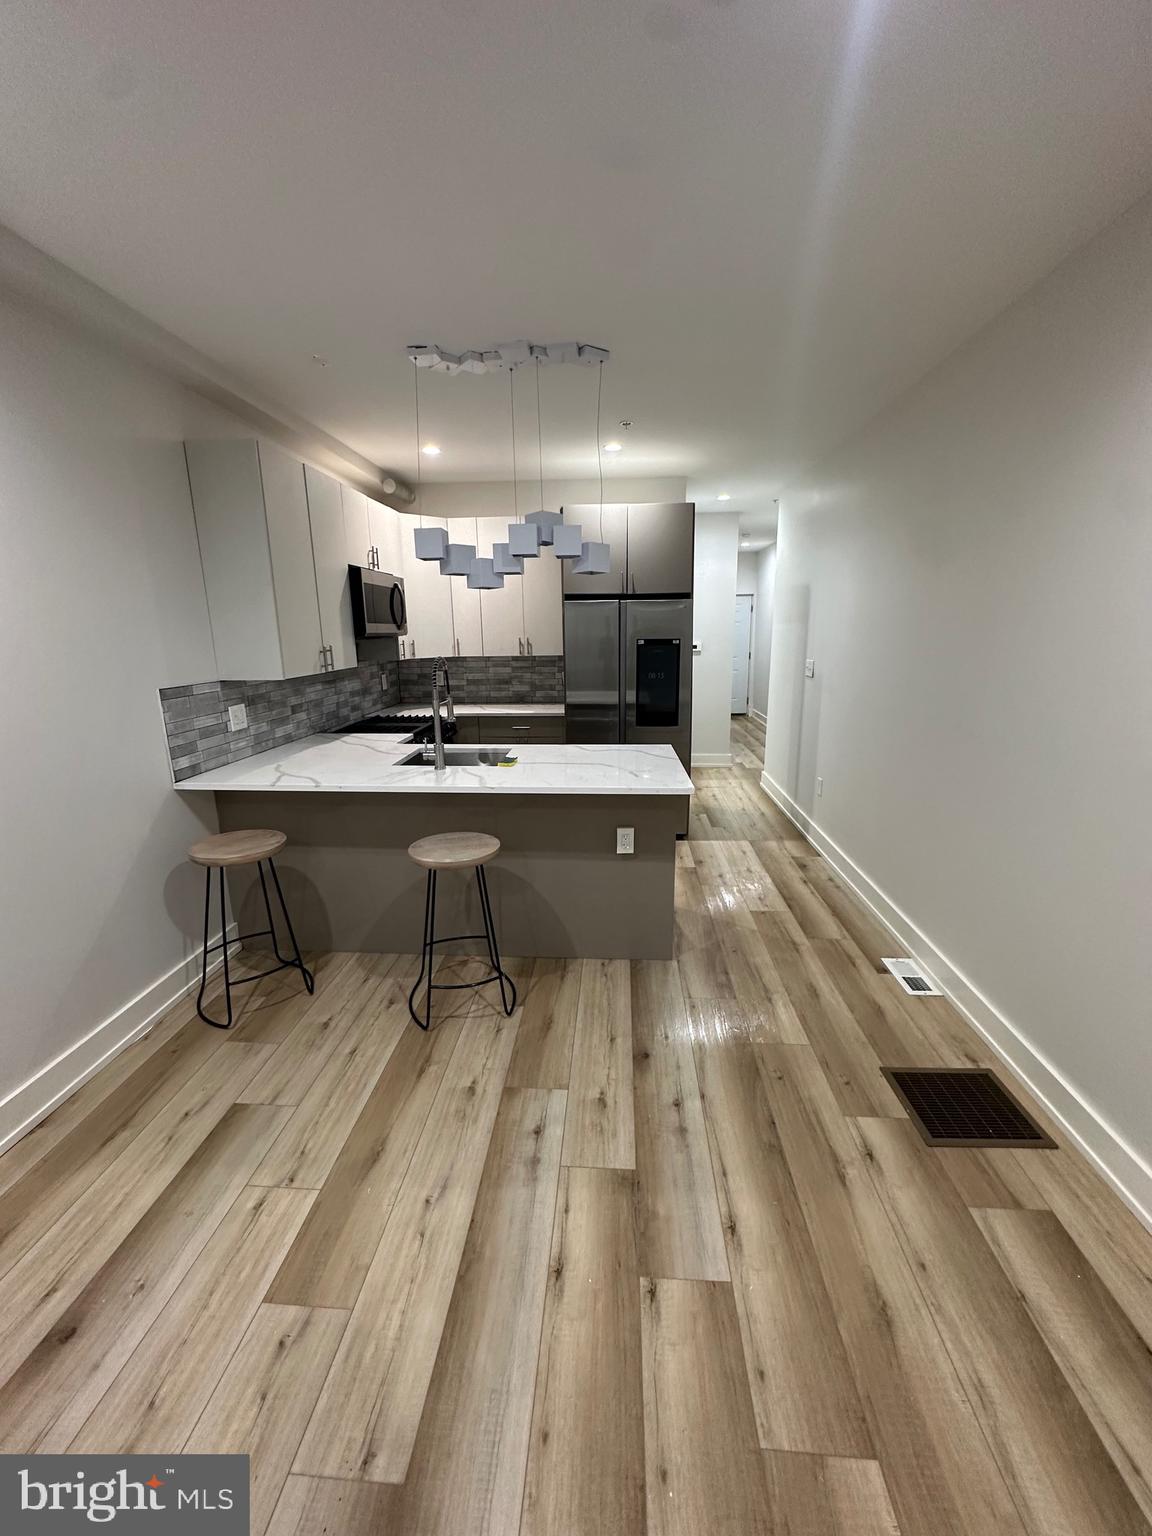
349, 567, 407, 637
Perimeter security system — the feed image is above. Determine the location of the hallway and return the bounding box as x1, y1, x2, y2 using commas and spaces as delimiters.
0, 730, 1149, 1534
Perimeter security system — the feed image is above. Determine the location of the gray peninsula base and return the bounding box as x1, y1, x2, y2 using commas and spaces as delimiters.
215, 790, 688, 960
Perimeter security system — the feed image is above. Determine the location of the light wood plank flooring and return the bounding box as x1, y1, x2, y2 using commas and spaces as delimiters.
2, 710, 1152, 1534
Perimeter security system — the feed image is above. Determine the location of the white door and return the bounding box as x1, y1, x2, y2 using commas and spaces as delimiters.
305, 465, 357, 670
258, 443, 325, 677
341, 485, 372, 569
476, 515, 524, 655
731, 593, 753, 713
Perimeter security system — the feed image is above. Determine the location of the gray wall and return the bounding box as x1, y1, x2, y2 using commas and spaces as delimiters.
764, 190, 1152, 1205
0, 285, 225, 1124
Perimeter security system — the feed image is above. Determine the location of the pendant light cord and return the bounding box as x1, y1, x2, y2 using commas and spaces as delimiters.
413, 359, 422, 494
596, 359, 604, 541
510, 368, 519, 520
536, 357, 545, 512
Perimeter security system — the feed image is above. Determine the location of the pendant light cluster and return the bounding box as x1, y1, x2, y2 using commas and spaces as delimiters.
408, 341, 613, 587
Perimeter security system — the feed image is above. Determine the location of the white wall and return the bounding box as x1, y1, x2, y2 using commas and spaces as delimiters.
691, 512, 741, 764
750, 544, 777, 721
764, 191, 1152, 1220
415, 476, 688, 520
0, 288, 227, 1147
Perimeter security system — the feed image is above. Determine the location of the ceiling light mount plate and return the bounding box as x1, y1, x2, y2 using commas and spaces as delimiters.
406, 341, 610, 375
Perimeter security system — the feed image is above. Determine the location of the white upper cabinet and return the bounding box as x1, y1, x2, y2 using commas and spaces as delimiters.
400, 515, 455, 659
475, 515, 524, 656
340, 484, 371, 570
373, 501, 405, 575
393, 510, 564, 661
304, 465, 357, 671
187, 439, 325, 679
446, 517, 483, 657
521, 535, 563, 654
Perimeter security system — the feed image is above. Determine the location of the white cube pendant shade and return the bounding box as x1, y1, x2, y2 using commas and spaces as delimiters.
525, 509, 563, 544
413, 526, 449, 560
552, 522, 584, 558
573, 540, 612, 574
507, 522, 542, 557
467, 556, 504, 589
492, 542, 525, 576
440, 542, 476, 576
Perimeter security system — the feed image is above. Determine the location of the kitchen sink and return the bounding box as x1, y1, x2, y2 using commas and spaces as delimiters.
397, 747, 517, 767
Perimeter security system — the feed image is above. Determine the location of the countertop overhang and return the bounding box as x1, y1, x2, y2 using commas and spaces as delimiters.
173, 734, 694, 797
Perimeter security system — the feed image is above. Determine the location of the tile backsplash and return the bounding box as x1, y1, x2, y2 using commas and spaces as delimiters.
399, 654, 563, 705
161, 654, 565, 782
161, 662, 398, 782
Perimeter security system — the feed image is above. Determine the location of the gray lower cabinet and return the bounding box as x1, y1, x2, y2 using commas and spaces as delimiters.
452, 714, 565, 745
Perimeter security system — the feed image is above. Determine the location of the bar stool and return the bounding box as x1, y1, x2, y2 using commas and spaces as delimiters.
188, 829, 314, 1029
407, 832, 517, 1030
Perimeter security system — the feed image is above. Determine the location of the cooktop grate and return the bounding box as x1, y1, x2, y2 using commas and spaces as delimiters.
882, 1068, 1056, 1148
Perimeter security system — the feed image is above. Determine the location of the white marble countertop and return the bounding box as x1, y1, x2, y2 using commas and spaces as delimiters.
174, 734, 693, 797
379, 703, 565, 718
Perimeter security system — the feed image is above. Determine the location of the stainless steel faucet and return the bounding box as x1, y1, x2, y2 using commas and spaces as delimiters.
427, 657, 455, 769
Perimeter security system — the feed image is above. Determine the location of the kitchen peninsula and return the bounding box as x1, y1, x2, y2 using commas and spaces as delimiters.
176, 732, 693, 959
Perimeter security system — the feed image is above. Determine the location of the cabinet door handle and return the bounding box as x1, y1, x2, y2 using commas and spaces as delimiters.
527, 637, 533, 655
328, 644, 335, 670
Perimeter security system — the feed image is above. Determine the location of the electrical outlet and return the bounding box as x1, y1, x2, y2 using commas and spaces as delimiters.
227, 703, 248, 732
616, 826, 635, 855
816, 776, 824, 796
804, 658, 815, 678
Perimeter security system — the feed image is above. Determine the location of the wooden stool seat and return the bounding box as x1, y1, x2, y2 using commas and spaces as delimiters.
188, 829, 287, 867
407, 831, 500, 871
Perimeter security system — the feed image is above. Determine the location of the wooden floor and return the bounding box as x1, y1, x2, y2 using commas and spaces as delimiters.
3, 709, 1152, 1533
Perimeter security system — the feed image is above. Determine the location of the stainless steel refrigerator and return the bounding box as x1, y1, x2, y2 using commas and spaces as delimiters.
561, 500, 695, 773
563, 597, 693, 771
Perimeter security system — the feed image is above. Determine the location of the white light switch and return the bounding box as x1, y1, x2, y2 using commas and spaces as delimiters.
804, 658, 815, 678
228, 703, 248, 732
616, 827, 635, 855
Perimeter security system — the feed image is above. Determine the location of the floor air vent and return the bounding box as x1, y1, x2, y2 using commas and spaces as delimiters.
881, 958, 941, 995
883, 1069, 1056, 1148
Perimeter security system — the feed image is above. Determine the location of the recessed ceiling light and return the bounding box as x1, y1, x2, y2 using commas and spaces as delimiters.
421, 443, 442, 457
603, 441, 623, 453
717, 493, 731, 501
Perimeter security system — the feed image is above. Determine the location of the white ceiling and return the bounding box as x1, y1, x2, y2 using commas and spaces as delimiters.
2, 0, 1150, 537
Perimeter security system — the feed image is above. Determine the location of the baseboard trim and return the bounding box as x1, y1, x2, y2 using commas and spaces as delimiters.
0, 925, 238, 1157
760, 770, 1152, 1234
749, 708, 767, 726
692, 752, 733, 767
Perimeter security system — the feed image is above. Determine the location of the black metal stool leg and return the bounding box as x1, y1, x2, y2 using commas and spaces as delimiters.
409, 871, 438, 1030
408, 869, 434, 1029
477, 865, 517, 1015
212, 866, 235, 1029
257, 859, 291, 968
267, 858, 314, 994
195, 865, 223, 1027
